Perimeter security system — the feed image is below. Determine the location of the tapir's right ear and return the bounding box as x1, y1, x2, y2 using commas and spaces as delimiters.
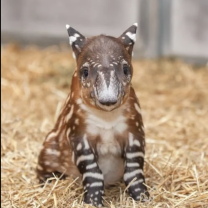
66, 24, 86, 59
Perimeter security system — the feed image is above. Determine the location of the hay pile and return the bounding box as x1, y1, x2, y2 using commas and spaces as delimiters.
1, 44, 208, 208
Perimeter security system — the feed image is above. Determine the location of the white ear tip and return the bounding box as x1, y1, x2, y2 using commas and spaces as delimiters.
133, 23, 138, 27
66, 24, 70, 29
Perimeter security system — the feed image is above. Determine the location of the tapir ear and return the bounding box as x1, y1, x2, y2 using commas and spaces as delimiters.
66, 24, 86, 59
119, 23, 138, 56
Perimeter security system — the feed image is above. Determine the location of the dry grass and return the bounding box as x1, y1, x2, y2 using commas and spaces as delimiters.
1, 44, 208, 208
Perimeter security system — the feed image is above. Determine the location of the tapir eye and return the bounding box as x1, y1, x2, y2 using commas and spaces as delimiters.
123, 64, 129, 76
83, 67, 89, 78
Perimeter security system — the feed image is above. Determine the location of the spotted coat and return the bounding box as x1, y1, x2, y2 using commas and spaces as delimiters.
37, 23, 149, 207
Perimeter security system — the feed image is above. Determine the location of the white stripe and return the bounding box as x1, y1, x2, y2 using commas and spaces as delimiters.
76, 154, 94, 166
45, 132, 58, 142
77, 143, 82, 151
90, 182, 103, 187
72, 152, 75, 163
126, 152, 144, 159
142, 125, 145, 132
129, 133, 134, 146
129, 133, 141, 147
65, 105, 74, 122
86, 163, 97, 170
83, 134, 90, 149
124, 169, 143, 181
134, 103, 142, 114
66, 128, 71, 137
135, 188, 141, 192
83, 172, 104, 181
133, 140, 141, 147
131, 178, 144, 187
127, 162, 140, 168
126, 32, 136, 42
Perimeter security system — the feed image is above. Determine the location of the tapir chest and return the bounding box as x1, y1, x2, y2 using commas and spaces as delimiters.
85, 113, 127, 185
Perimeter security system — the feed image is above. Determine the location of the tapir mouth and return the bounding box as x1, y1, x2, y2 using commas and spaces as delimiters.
93, 70, 122, 110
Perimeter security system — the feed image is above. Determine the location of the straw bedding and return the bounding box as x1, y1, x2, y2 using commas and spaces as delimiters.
1, 44, 208, 208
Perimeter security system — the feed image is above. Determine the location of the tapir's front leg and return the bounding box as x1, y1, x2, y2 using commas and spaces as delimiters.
123, 132, 149, 201
72, 135, 104, 207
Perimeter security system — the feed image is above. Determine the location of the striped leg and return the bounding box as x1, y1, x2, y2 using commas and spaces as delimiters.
123, 133, 149, 201
73, 135, 104, 207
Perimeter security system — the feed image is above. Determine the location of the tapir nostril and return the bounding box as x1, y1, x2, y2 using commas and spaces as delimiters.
99, 100, 117, 106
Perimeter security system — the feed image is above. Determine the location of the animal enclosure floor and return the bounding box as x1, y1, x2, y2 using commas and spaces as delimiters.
1, 44, 208, 208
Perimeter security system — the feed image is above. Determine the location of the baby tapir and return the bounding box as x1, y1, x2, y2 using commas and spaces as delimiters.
37, 23, 149, 207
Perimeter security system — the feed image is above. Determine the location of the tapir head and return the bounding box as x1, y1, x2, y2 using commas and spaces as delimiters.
66, 24, 137, 111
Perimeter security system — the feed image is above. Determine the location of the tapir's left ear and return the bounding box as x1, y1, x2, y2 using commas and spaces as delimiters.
119, 23, 138, 56
66, 24, 86, 59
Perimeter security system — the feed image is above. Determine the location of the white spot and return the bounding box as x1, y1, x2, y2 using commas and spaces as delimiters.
94, 197, 98, 201
83, 172, 104, 181
66, 24, 70, 29
74, 71, 77, 77
122, 37, 125, 39
95, 191, 99, 195
51, 162, 59, 168
76, 154, 94, 166
97, 64, 102, 68
109, 64, 113, 67
131, 179, 143, 187
69, 33, 80, 45
124, 169, 143, 181
134, 23, 138, 27
126, 32, 136, 43
45, 148, 61, 156
86, 163, 97, 170
63, 162, 69, 168
77, 143, 82, 151
126, 162, 140, 168
37, 165, 43, 171
44, 161, 51, 166
126, 152, 144, 159
76, 98, 82, 105
65, 105, 74, 122
91, 194, 94, 197
134, 103, 142, 115
136, 122, 139, 127
75, 119, 79, 125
